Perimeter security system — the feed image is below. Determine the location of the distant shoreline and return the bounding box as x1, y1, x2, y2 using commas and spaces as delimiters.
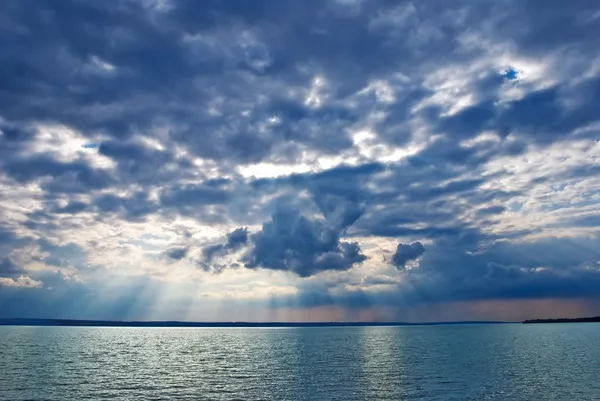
2, 317, 599, 327
0, 318, 507, 328
523, 316, 600, 324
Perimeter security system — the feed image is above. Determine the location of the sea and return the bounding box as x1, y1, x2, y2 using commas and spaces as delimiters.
1, 323, 599, 400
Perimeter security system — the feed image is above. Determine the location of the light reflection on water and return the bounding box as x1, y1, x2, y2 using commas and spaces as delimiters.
1, 324, 599, 400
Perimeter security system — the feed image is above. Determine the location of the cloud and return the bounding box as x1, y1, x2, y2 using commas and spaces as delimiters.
1, 0, 600, 320
241, 203, 367, 277
165, 247, 188, 261
391, 242, 426, 269
0, 276, 43, 289
191, 201, 367, 277
199, 227, 249, 268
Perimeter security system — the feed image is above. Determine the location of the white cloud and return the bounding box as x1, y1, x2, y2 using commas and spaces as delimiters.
0, 275, 43, 288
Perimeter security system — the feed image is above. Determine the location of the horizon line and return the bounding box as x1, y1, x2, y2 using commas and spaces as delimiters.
0, 318, 512, 327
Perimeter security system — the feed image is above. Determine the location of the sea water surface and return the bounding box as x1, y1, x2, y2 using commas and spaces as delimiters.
1, 324, 599, 400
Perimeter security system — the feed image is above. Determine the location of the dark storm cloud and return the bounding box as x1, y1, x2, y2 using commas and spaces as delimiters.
391, 242, 426, 269
403, 235, 600, 303
375, 234, 600, 302
476, 206, 506, 217
195, 200, 367, 277
165, 227, 249, 272
267, 234, 600, 310
241, 204, 366, 277
226, 227, 250, 248
2, 156, 115, 192
165, 247, 189, 261
200, 227, 249, 263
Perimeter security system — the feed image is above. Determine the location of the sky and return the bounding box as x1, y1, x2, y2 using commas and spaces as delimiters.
1, 0, 600, 322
